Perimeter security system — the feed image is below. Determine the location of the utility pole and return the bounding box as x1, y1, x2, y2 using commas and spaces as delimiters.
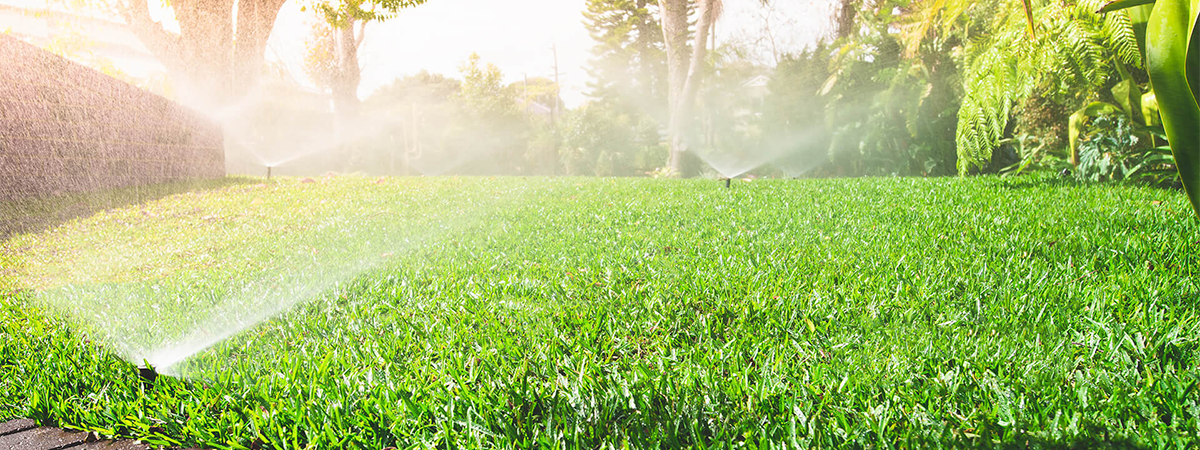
411, 102, 419, 160
404, 102, 417, 176
552, 44, 561, 123
708, 14, 718, 148
390, 114, 396, 175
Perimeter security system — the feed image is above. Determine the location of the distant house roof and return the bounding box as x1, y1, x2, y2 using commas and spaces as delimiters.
741, 75, 771, 99
525, 101, 553, 116
742, 75, 771, 89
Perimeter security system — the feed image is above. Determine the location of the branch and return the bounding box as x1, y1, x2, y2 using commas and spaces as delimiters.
355, 19, 368, 49
678, 0, 715, 110
119, 0, 184, 69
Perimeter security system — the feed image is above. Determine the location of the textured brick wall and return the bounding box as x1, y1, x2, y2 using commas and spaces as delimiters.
0, 35, 223, 202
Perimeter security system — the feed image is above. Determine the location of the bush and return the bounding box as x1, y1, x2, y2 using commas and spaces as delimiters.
560, 103, 663, 176
1075, 114, 1178, 186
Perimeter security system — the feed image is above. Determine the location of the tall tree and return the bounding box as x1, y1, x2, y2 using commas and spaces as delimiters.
582, 0, 666, 119
658, 0, 723, 174
118, 0, 288, 110
630, 0, 667, 118
310, 0, 427, 117
832, 0, 861, 40
302, 20, 337, 92
457, 53, 526, 172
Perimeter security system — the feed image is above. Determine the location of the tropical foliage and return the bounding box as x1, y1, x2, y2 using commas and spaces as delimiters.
1108, 0, 1200, 215
284, 0, 1189, 186
953, 0, 1143, 174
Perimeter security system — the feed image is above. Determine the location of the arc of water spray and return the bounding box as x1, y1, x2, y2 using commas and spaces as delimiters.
141, 254, 384, 372
137, 227, 424, 374
408, 151, 480, 176
224, 126, 339, 170
124, 183, 536, 375
692, 125, 828, 179
407, 142, 507, 176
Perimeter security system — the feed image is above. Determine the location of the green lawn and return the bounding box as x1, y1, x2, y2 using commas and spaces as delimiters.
1, 176, 1198, 449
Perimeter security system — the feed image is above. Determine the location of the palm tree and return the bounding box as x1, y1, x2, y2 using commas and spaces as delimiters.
658, 0, 728, 174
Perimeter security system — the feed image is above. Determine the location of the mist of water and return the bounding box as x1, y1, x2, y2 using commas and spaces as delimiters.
7, 2, 835, 379
211, 89, 342, 174
23, 176, 533, 375
139, 236, 409, 373
406, 146, 502, 176
692, 125, 826, 178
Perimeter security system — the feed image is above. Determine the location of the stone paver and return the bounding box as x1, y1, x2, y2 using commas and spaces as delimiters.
0, 420, 197, 450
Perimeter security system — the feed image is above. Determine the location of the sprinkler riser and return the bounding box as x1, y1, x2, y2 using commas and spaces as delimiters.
725, 178, 731, 189
267, 166, 272, 181
138, 365, 158, 389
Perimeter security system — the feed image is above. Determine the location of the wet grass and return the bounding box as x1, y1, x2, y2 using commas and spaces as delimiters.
1, 175, 1199, 449
0, 177, 253, 240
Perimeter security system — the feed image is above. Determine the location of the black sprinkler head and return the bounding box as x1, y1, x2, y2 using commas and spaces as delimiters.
267, 166, 273, 181
138, 364, 158, 388
725, 178, 732, 189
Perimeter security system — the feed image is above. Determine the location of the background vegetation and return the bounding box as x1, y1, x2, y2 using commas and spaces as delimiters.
271, 0, 1178, 185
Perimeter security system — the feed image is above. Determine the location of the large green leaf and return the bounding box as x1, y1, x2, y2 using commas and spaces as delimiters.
1129, 4, 1155, 59
1142, 91, 1160, 125
1111, 62, 1141, 117
1098, 0, 1157, 13
1145, 0, 1200, 216
1188, 0, 1200, 103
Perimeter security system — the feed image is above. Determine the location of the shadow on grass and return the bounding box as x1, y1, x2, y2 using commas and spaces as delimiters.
998, 173, 1184, 192
996, 175, 1087, 191
0, 177, 256, 240
996, 433, 1149, 450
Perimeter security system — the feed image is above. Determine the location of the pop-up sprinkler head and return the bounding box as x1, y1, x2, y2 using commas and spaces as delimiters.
138, 362, 158, 388
266, 166, 273, 181
724, 178, 731, 189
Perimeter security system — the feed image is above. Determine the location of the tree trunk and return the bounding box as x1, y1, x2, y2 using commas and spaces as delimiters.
633, 0, 665, 122
834, 0, 860, 40
330, 18, 366, 171
331, 19, 363, 118
659, 0, 715, 174
232, 0, 287, 97
121, 0, 285, 111
659, 0, 688, 173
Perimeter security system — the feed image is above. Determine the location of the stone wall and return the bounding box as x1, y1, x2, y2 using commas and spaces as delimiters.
0, 35, 223, 202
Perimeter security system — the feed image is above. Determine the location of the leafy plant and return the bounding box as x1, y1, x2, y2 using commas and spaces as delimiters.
819, 2, 961, 177
1099, 0, 1200, 215
1127, 144, 1180, 186
1076, 114, 1140, 180
1072, 114, 1180, 186
997, 133, 1054, 177
955, 0, 1142, 174
1069, 101, 1123, 165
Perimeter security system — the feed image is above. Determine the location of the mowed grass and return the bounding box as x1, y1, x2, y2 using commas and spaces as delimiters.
1, 175, 1199, 449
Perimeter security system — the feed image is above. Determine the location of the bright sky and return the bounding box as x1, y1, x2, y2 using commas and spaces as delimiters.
2, 0, 835, 107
